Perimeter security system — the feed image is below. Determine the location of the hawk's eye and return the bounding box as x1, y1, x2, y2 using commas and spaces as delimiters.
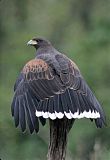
37, 39, 43, 43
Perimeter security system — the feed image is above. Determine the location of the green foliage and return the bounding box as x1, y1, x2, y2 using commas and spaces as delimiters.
0, 0, 110, 159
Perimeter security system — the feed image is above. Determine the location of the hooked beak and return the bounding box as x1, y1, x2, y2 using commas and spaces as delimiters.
27, 39, 37, 45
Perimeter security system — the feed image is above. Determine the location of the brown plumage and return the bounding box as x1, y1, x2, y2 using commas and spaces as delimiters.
11, 37, 106, 134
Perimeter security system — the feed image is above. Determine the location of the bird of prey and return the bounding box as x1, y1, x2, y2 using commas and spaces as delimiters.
11, 37, 106, 134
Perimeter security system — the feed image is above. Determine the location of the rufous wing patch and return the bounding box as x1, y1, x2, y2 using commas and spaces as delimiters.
22, 59, 49, 74
22, 59, 54, 81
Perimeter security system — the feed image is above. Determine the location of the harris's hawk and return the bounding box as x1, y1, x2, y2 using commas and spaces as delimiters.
11, 37, 106, 134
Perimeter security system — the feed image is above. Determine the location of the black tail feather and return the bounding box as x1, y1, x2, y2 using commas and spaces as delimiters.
39, 117, 46, 126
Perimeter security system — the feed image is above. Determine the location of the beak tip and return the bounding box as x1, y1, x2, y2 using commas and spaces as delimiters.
27, 40, 32, 46
27, 39, 37, 46
27, 42, 30, 46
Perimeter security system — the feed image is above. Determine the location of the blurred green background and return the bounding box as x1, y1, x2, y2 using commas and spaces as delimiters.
0, 0, 110, 159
